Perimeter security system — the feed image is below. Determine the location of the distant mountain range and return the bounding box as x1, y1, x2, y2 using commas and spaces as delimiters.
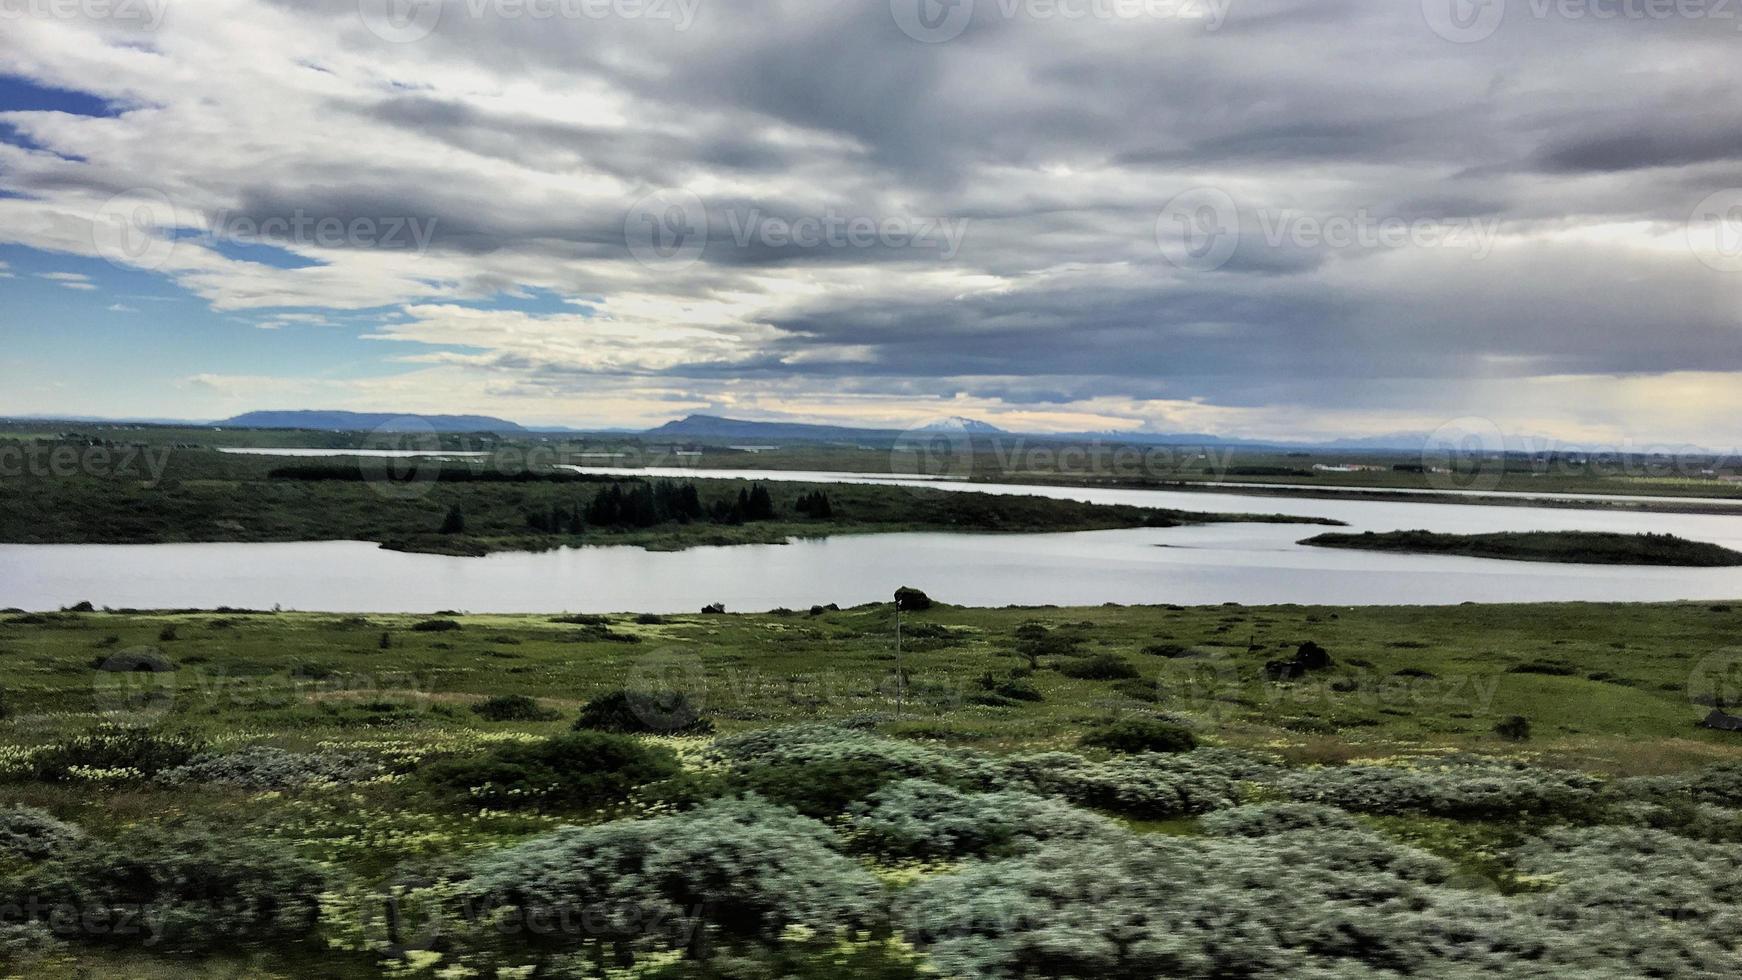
641, 414, 897, 442
916, 416, 1007, 434
8, 409, 1715, 455
219, 411, 527, 433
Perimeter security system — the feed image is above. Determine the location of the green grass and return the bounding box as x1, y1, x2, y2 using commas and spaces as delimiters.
3, 600, 1737, 777
1301, 529, 1742, 566
2, 599, 1740, 977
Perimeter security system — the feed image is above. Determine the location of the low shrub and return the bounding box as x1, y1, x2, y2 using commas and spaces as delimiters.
1056, 654, 1140, 680
1276, 758, 1602, 818
470, 694, 561, 722
410, 619, 463, 632
850, 779, 1116, 859
732, 758, 910, 818
158, 746, 381, 790
1493, 715, 1532, 740
1112, 678, 1161, 702
549, 614, 609, 625
894, 587, 933, 611
1508, 660, 1577, 676
90, 647, 175, 672
898, 829, 1467, 980
459, 796, 881, 962
573, 689, 712, 735
976, 671, 1043, 703
1512, 827, 1742, 975
711, 725, 1008, 815
712, 724, 1002, 787
1689, 761, 1742, 805
19, 828, 326, 952
1004, 747, 1279, 818
0, 807, 83, 863
20, 727, 206, 782
1198, 802, 1362, 838
423, 732, 678, 809
1080, 717, 1197, 754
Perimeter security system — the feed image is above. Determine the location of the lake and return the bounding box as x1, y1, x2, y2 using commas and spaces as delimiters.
5, 468, 1742, 612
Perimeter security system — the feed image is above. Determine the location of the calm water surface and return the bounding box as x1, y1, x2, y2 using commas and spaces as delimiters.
5, 468, 1742, 612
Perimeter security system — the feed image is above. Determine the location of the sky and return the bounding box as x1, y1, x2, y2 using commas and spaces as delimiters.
1, 0, 1740, 448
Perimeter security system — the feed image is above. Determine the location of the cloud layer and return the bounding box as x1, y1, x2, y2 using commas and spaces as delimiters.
2, 0, 1740, 441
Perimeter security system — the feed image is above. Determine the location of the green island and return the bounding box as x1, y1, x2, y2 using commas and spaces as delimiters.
1302, 529, 1742, 567
1, 599, 1739, 978
0, 443, 1334, 556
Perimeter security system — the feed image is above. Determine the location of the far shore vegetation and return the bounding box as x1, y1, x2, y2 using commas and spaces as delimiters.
1301, 529, 1742, 567
0, 442, 1336, 556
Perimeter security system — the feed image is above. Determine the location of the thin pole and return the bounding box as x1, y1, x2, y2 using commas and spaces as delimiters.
895, 603, 904, 719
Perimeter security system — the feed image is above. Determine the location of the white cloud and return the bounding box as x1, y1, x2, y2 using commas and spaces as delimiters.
0, 2, 1739, 441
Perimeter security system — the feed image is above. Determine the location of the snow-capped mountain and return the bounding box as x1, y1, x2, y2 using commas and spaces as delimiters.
915, 416, 1007, 434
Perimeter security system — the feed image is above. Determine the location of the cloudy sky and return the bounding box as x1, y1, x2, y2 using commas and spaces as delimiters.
2, 0, 1740, 445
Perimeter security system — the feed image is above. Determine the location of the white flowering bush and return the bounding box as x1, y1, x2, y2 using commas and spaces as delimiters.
1199, 802, 1363, 838
1276, 758, 1602, 818
16, 827, 326, 953
0, 806, 83, 862
897, 822, 1742, 979
711, 723, 1005, 787
158, 745, 382, 790
1002, 747, 1281, 817
848, 779, 1117, 859
460, 796, 883, 965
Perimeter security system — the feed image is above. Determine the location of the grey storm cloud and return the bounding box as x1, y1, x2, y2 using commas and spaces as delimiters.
3, 0, 1741, 437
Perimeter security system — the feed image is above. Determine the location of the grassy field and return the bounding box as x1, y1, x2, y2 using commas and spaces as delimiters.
0, 443, 1330, 556
0, 600, 1739, 977
9, 420, 1741, 507
1301, 530, 1742, 566
3, 600, 1736, 770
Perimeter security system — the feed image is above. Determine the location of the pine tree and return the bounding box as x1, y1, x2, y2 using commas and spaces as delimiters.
439, 505, 466, 534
